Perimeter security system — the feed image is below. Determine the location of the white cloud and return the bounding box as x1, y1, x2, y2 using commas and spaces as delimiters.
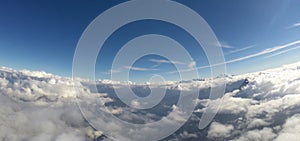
226, 45, 256, 55
1, 61, 300, 140
177, 131, 198, 139
198, 40, 300, 70
55, 133, 85, 141
151, 59, 196, 74
202, 94, 256, 115
148, 59, 185, 65
188, 61, 196, 69
102, 65, 159, 75
166, 40, 300, 73
265, 46, 300, 58
233, 128, 276, 141
208, 122, 234, 139
247, 119, 270, 129
0, 67, 109, 141
224, 40, 300, 64
195, 62, 300, 140
219, 41, 235, 49
287, 23, 300, 29
124, 66, 159, 71
275, 114, 300, 141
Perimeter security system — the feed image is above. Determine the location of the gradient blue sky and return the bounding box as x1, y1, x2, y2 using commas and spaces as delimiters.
1, 0, 300, 82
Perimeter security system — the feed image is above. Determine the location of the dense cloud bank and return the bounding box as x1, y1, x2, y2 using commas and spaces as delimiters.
0, 62, 300, 141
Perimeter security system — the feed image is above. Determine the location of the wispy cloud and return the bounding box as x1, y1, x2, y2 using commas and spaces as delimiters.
265, 46, 300, 58
286, 23, 300, 29
211, 41, 235, 49
226, 45, 256, 55
124, 66, 159, 71
188, 61, 196, 69
101, 69, 122, 75
219, 41, 234, 49
102, 66, 158, 75
150, 58, 197, 74
224, 40, 300, 64
168, 40, 300, 73
149, 59, 185, 65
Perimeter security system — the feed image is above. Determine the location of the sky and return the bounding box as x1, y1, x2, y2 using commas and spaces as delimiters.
0, 0, 300, 82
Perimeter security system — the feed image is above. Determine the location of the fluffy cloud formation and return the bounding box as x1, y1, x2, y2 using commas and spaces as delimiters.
274, 114, 300, 141
207, 122, 234, 139
0, 67, 106, 141
233, 128, 276, 141
0, 61, 300, 141
203, 62, 300, 141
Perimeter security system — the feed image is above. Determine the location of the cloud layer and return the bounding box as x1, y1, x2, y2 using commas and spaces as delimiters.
0, 61, 300, 140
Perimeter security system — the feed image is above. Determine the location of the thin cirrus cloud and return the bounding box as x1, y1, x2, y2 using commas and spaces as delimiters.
213, 41, 234, 49
149, 58, 186, 69
102, 66, 159, 75
265, 46, 300, 58
286, 23, 300, 29
226, 45, 256, 55
106, 40, 300, 75
221, 43, 234, 49
149, 58, 185, 65
224, 40, 300, 64
124, 66, 159, 71
169, 40, 300, 73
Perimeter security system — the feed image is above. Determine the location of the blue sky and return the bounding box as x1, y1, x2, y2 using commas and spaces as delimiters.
0, 0, 300, 82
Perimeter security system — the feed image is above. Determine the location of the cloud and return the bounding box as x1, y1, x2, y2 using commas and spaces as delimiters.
55, 133, 85, 141
226, 45, 256, 55
124, 66, 159, 71
287, 23, 300, 29
167, 40, 300, 74
247, 118, 270, 129
208, 122, 234, 139
149, 58, 185, 65
225, 40, 300, 64
1, 61, 300, 140
198, 40, 300, 70
233, 128, 277, 141
101, 69, 122, 75
194, 62, 300, 140
151, 59, 196, 74
188, 61, 196, 69
219, 41, 235, 49
265, 46, 300, 58
102, 66, 159, 75
275, 114, 300, 141
0, 67, 108, 141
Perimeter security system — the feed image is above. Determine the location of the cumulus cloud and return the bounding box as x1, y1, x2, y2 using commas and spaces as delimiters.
233, 128, 276, 141
208, 122, 234, 139
275, 114, 300, 141
194, 61, 300, 141
1, 61, 300, 140
0, 67, 107, 141
187, 61, 196, 69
